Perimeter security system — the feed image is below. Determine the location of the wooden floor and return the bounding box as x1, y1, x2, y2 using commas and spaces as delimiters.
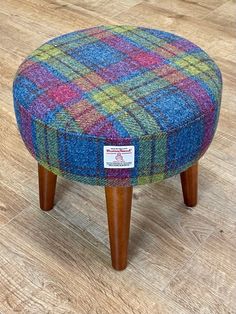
0, 0, 236, 313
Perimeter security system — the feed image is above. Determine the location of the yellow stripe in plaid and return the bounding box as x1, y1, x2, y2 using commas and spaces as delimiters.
92, 86, 133, 113
32, 45, 63, 61
175, 55, 211, 75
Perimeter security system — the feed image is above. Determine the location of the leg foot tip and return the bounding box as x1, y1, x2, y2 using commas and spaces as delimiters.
112, 262, 128, 271
39, 204, 54, 211
185, 201, 197, 207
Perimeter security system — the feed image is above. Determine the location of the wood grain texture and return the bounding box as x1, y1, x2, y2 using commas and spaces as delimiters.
56, 0, 143, 17
0, 208, 189, 314
180, 163, 198, 207
164, 228, 236, 313
146, 0, 226, 19
105, 186, 133, 270
38, 164, 57, 211
0, 0, 236, 312
0, 184, 30, 227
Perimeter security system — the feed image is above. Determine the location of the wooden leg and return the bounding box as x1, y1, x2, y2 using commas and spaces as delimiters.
105, 186, 133, 271
38, 164, 57, 211
180, 162, 198, 207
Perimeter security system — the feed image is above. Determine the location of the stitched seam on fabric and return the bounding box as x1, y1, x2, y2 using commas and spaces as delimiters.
17, 100, 214, 141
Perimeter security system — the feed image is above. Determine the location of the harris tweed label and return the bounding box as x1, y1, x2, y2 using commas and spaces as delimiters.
104, 146, 135, 168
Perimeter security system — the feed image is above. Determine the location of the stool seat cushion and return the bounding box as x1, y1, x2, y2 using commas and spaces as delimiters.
13, 25, 222, 186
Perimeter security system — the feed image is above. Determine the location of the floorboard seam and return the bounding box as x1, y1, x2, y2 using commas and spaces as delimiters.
199, 0, 231, 21
162, 228, 216, 293
0, 210, 26, 232
46, 210, 110, 259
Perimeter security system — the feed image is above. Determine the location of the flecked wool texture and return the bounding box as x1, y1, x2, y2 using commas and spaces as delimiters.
13, 25, 222, 186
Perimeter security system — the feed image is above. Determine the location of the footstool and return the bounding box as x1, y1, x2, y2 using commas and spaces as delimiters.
13, 25, 222, 270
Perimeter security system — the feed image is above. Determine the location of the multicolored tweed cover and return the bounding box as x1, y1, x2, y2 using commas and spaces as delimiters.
13, 25, 222, 186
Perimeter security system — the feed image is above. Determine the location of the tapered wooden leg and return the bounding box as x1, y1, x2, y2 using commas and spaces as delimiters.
180, 162, 198, 207
38, 164, 57, 211
105, 186, 133, 271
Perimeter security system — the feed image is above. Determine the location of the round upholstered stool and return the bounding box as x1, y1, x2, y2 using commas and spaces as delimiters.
13, 25, 222, 270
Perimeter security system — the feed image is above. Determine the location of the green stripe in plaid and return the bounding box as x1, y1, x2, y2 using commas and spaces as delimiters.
13, 25, 222, 186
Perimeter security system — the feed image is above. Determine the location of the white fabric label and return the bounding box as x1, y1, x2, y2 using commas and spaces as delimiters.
104, 146, 135, 168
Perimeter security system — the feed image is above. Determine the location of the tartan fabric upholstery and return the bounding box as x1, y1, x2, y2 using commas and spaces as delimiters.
13, 25, 222, 186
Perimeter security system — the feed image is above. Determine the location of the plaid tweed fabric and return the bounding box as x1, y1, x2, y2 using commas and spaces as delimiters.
13, 25, 222, 186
